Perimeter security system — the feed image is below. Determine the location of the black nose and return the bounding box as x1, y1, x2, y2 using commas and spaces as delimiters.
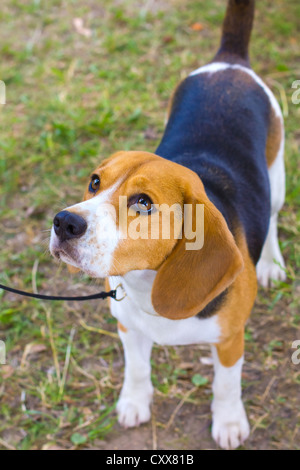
53, 210, 87, 242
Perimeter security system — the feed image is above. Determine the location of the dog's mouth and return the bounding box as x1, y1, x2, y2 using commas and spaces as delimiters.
54, 248, 69, 261
49, 226, 112, 279
51, 240, 80, 266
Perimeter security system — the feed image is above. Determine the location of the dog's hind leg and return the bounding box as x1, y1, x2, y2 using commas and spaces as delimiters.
257, 106, 286, 287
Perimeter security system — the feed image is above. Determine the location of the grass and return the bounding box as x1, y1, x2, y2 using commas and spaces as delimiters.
0, 0, 299, 450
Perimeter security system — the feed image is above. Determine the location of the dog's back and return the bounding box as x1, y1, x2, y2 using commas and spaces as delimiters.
156, 0, 273, 264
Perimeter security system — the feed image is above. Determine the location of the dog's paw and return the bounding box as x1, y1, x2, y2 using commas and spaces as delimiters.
212, 400, 250, 450
117, 384, 153, 428
256, 257, 286, 288
117, 398, 151, 428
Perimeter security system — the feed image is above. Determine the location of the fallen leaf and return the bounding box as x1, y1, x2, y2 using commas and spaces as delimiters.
163, 35, 174, 43
73, 18, 92, 38
190, 22, 204, 31
42, 443, 67, 450
82, 407, 93, 417
200, 356, 213, 365
21, 343, 47, 368
178, 362, 194, 370
63, 395, 76, 404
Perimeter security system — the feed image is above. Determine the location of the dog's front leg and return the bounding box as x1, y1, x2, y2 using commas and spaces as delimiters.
211, 331, 250, 450
117, 327, 153, 428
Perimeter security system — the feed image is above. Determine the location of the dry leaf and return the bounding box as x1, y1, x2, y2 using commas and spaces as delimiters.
190, 22, 204, 31
42, 443, 66, 450
200, 356, 213, 365
82, 407, 93, 417
163, 35, 174, 43
178, 362, 194, 370
21, 343, 47, 368
73, 18, 92, 38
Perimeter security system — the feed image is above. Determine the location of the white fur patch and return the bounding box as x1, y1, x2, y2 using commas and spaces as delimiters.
256, 213, 286, 287
50, 180, 122, 277
117, 328, 153, 428
190, 62, 283, 120
190, 62, 230, 77
257, 127, 286, 286
211, 346, 250, 450
109, 271, 221, 346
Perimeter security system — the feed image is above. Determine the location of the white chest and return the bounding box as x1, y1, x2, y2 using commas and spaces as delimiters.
109, 271, 221, 346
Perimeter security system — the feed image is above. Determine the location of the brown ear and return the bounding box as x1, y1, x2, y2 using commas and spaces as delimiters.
151, 182, 244, 320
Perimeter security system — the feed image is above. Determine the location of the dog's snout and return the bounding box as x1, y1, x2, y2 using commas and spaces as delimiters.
53, 210, 87, 242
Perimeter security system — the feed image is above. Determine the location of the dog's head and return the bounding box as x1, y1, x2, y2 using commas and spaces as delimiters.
50, 151, 243, 319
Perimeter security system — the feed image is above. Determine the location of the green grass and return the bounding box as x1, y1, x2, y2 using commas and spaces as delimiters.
0, 0, 299, 450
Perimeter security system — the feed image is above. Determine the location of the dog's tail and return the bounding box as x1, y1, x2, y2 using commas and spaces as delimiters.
213, 0, 255, 66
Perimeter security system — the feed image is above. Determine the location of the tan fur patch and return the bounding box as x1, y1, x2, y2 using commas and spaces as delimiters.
166, 85, 180, 121
265, 109, 283, 168
215, 228, 257, 367
215, 329, 244, 368
67, 264, 80, 274
104, 278, 111, 308
117, 321, 128, 333
93, 151, 188, 276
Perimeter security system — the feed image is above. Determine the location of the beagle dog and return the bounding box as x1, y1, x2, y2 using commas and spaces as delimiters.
50, 0, 286, 449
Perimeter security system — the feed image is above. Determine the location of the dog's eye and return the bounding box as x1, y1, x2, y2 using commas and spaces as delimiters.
89, 175, 100, 193
132, 194, 153, 214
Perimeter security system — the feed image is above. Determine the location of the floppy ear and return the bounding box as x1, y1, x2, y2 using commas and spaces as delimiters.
151, 181, 244, 320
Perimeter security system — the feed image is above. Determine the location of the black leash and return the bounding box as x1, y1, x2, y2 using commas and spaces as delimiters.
0, 282, 126, 302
